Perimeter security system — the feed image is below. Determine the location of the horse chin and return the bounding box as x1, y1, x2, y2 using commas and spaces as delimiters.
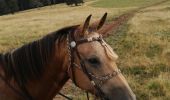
94, 92, 136, 100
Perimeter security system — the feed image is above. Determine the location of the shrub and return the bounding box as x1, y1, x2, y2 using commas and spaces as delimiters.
0, 0, 10, 15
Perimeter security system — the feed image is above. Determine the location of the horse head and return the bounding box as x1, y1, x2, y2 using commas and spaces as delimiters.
65, 13, 136, 100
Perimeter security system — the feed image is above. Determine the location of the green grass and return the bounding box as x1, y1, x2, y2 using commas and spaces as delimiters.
91, 0, 166, 8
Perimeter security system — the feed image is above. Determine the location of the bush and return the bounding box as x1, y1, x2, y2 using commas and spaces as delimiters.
40, 0, 51, 6
6, 0, 19, 13
29, 0, 44, 8
0, 0, 10, 15
66, 0, 84, 6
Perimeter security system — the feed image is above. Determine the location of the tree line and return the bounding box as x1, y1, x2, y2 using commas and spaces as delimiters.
0, 0, 84, 15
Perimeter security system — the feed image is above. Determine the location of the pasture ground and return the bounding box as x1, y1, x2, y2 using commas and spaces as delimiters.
0, 0, 169, 100
91, 0, 168, 8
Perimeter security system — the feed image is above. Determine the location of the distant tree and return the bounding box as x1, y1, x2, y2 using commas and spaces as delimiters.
50, 0, 55, 4
77, 0, 84, 4
6, 0, 19, 14
0, 0, 82, 16
66, 0, 84, 6
40, 0, 51, 6
56, 0, 64, 3
29, 0, 43, 8
17, 0, 43, 10
0, 0, 10, 15
17, 0, 30, 10
17, 0, 24, 10
50, 0, 63, 4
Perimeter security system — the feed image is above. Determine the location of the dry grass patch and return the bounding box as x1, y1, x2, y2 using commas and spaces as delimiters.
104, 2, 170, 99
0, 3, 129, 52
126, 4, 170, 68
108, 4, 170, 100
129, 9, 170, 34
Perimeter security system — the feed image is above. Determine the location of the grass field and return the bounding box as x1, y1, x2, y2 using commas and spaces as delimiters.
0, 3, 131, 52
91, 0, 166, 8
108, 6, 170, 100
0, 0, 170, 100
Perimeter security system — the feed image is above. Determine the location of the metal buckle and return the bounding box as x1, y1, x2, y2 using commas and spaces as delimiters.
91, 81, 95, 86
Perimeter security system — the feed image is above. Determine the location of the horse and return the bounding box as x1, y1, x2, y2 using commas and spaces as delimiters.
0, 13, 136, 100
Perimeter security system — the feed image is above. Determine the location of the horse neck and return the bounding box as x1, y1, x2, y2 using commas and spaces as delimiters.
26, 39, 70, 99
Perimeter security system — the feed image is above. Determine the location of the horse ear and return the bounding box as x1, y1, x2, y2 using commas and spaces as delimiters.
97, 17, 118, 37
82, 14, 92, 34
97, 12, 107, 30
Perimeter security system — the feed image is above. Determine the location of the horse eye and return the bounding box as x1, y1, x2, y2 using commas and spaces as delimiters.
87, 57, 100, 65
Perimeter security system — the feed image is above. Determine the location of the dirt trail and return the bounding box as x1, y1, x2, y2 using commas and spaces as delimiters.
104, 0, 169, 35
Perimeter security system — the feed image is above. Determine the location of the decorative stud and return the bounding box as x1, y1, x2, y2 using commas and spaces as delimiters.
118, 69, 121, 73
91, 81, 95, 86
70, 41, 76, 48
87, 37, 92, 42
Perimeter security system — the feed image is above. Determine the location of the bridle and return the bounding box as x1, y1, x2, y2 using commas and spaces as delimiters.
66, 32, 121, 99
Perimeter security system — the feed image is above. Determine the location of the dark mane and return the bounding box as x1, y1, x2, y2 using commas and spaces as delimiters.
0, 25, 78, 86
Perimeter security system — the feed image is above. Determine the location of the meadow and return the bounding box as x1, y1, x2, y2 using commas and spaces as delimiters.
0, 0, 170, 100
91, 0, 167, 8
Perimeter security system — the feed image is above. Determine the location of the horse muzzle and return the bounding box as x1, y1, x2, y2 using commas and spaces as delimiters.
99, 87, 136, 100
